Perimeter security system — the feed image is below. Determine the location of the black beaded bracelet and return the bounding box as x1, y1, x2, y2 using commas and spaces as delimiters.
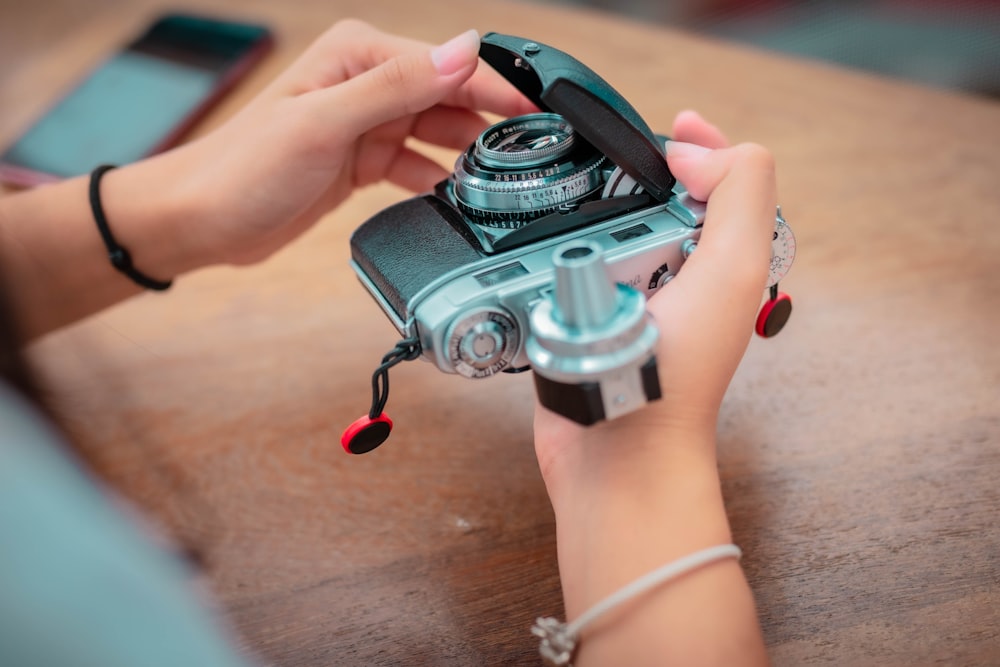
89, 164, 173, 291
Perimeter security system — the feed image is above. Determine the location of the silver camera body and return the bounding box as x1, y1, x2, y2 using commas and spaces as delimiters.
352, 181, 703, 372
348, 33, 793, 428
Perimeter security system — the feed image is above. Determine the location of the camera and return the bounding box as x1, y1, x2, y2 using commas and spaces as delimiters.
343, 33, 795, 453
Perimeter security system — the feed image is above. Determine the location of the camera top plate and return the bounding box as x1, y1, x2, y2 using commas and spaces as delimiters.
479, 33, 675, 202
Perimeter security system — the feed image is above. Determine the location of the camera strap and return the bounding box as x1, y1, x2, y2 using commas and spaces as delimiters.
340, 337, 421, 454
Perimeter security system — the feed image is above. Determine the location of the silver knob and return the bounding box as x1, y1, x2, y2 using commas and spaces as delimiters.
445, 308, 519, 378
459, 322, 505, 368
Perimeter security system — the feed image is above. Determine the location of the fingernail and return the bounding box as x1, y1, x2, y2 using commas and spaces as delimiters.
665, 140, 712, 159
676, 109, 705, 123
431, 29, 480, 76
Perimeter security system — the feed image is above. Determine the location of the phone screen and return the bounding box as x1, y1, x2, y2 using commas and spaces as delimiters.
0, 14, 272, 186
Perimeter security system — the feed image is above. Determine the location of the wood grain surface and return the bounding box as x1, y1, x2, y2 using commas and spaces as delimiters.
3, 1, 999, 665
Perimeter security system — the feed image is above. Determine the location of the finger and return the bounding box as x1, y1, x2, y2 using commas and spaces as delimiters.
665, 141, 771, 203
411, 106, 492, 151
346, 27, 538, 117
269, 21, 535, 120
442, 64, 540, 118
384, 147, 451, 193
653, 142, 776, 326
671, 110, 729, 149
325, 22, 536, 117
302, 29, 482, 141
272, 20, 427, 93
351, 124, 452, 190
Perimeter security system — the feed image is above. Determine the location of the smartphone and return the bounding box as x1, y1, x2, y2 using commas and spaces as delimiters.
0, 13, 273, 187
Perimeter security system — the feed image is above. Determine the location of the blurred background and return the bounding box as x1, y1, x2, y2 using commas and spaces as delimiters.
527, 0, 1000, 98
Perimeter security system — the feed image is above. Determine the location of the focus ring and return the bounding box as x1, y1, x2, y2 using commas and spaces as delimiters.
454, 156, 605, 228
452, 112, 606, 229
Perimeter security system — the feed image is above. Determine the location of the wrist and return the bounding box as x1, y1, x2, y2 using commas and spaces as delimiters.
101, 150, 217, 280
534, 417, 733, 606
536, 412, 719, 514
549, 439, 732, 617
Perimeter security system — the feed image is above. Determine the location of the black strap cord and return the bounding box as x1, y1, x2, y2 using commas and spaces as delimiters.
89, 165, 174, 291
369, 337, 421, 419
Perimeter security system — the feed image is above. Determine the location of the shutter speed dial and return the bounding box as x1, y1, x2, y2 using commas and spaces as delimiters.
768, 208, 796, 287
446, 308, 520, 378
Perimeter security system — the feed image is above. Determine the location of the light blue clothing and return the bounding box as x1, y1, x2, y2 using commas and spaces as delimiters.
0, 383, 252, 667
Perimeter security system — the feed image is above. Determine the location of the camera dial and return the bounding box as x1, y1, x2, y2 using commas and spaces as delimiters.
453, 113, 605, 229
445, 307, 520, 378
768, 207, 796, 287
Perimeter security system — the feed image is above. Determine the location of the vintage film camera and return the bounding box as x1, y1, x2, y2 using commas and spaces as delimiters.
342, 33, 796, 453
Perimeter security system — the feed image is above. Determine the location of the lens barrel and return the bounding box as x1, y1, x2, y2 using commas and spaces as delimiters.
453, 113, 605, 229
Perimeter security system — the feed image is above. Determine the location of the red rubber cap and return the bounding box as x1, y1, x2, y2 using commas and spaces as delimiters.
341, 414, 393, 454
756, 292, 793, 338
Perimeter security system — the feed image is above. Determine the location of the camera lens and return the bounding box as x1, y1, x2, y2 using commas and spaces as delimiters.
453, 113, 605, 229
475, 115, 576, 169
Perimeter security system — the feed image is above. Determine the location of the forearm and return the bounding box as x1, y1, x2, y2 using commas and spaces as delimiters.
0, 150, 207, 339
546, 429, 768, 667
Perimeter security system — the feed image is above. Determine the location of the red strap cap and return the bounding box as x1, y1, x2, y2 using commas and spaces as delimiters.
756, 293, 793, 338
341, 414, 393, 454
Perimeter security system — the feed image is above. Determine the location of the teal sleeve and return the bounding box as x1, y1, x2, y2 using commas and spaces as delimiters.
0, 384, 254, 667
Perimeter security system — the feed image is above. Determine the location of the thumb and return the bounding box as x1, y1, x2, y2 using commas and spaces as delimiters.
650, 140, 776, 340
309, 29, 480, 139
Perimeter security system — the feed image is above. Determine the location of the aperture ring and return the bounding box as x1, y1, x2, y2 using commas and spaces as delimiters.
454, 154, 605, 228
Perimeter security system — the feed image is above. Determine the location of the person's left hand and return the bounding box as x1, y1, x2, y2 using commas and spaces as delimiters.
533, 110, 775, 507
152, 21, 536, 269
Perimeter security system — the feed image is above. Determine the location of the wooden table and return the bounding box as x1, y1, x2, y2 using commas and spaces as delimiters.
3, 1, 999, 664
